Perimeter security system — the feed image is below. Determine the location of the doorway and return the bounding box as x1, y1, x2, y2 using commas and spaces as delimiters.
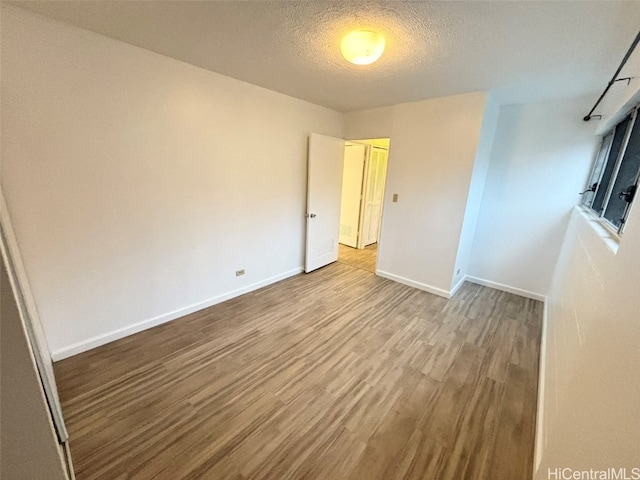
337, 138, 390, 274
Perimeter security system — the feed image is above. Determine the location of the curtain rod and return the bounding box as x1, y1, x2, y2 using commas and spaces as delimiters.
584, 30, 640, 122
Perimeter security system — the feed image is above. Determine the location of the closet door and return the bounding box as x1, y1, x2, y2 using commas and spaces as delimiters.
0, 198, 68, 444
361, 147, 388, 246
1, 195, 74, 479
339, 144, 366, 248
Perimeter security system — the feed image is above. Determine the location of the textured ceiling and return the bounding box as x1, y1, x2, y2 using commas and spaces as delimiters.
9, 1, 640, 112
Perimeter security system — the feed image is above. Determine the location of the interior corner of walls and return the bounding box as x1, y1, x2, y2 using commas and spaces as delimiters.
449, 274, 467, 297
465, 275, 546, 302
343, 104, 396, 141
449, 95, 499, 292
376, 270, 451, 299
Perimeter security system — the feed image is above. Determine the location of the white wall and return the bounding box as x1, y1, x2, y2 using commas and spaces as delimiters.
535, 206, 640, 477
469, 97, 599, 298
345, 92, 488, 297
344, 106, 395, 141
450, 93, 500, 292
0, 6, 343, 359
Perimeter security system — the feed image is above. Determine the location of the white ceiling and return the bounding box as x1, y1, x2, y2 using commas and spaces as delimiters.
9, 1, 640, 112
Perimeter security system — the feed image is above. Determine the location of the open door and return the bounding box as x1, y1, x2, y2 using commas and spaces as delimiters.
305, 133, 345, 273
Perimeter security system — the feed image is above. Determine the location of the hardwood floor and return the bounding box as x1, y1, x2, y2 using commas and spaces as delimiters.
54, 262, 542, 480
338, 243, 377, 273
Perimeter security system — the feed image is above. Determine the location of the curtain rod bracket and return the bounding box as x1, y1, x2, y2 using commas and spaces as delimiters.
614, 77, 633, 86
583, 31, 640, 122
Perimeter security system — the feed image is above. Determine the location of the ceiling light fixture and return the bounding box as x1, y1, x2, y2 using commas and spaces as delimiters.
340, 30, 385, 65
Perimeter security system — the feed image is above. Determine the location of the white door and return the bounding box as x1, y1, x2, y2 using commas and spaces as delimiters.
361, 147, 388, 246
305, 133, 345, 273
339, 144, 366, 248
0, 194, 75, 478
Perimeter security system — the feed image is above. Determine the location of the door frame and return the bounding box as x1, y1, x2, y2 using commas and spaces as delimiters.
343, 138, 391, 275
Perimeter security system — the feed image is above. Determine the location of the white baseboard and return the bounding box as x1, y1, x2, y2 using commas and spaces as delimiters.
53, 269, 547, 360
465, 275, 547, 302
375, 270, 452, 299
533, 300, 549, 473
449, 275, 467, 297
51, 267, 304, 361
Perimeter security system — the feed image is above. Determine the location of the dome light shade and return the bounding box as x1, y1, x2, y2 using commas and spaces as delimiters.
340, 30, 385, 65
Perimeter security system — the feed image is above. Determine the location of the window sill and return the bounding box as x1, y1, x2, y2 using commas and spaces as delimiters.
576, 206, 620, 254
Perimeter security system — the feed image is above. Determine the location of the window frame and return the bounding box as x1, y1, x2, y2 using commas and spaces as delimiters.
582, 132, 613, 210
583, 105, 640, 236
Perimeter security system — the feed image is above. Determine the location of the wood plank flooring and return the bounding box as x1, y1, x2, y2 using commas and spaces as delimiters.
338, 243, 377, 273
54, 262, 542, 480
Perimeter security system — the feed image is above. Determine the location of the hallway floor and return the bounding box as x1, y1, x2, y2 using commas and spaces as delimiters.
338, 243, 377, 273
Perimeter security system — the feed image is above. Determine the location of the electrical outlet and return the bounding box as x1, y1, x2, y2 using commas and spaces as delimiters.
392, 193, 399, 203
235, 269, 245, 277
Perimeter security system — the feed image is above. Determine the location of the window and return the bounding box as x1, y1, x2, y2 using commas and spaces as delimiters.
583, 107, 640, 234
